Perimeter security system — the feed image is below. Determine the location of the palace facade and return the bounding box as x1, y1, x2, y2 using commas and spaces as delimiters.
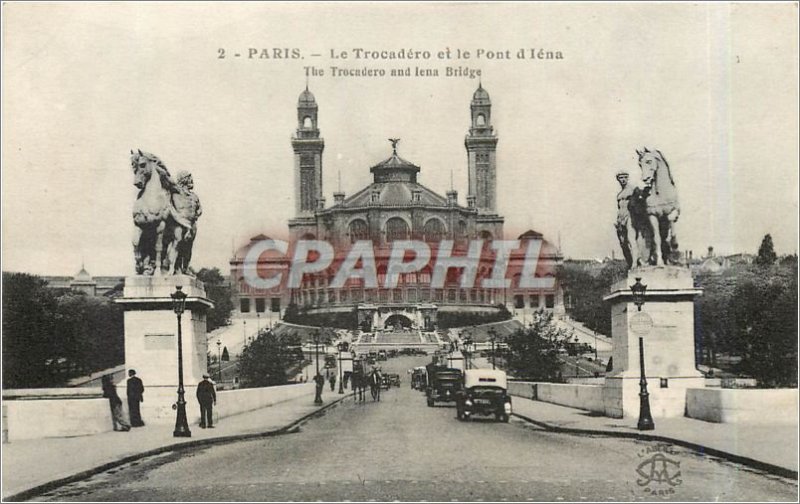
230, 85, 564, 329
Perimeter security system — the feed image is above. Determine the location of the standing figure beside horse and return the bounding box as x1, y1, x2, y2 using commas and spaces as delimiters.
617, 148, 682, 268
130, 150, 202, 275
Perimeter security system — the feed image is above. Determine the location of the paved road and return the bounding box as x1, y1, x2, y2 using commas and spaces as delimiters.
35, 356, 797, 502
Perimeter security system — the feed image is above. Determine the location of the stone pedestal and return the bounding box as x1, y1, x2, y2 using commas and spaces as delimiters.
602, 267, 703, 419
116, 275, 214, 424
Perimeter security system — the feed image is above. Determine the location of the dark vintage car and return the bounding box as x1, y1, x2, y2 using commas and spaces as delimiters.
455, 369, 512, 422
411, 367, 427, 390
426, 365, 463, 407
385, 373, 401, 387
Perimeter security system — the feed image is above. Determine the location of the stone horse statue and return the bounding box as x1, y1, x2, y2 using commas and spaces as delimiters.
130, 150, 197, 275
635, 148, 682, 266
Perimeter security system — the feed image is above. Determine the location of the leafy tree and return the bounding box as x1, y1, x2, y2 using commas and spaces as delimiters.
558, 260, 626, 336
755, 234, 778, 266
731, 260, 797, 387
504, 310, 573, 382
2, 273, 124, 388
221, 346, 229, 361
195, 267, 234, 332
237, 331, 303, 388
3, 273, 59, 388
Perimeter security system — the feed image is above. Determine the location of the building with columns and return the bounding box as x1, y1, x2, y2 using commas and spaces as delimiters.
230, 85, 563, 328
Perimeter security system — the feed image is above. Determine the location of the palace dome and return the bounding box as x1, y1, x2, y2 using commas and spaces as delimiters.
472, 84, 491, 105
298, 89, 317, 107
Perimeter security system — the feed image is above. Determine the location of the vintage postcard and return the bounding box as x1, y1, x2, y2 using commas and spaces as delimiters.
2, 2, 798, 502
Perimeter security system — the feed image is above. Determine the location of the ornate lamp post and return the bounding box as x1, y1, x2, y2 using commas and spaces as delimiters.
170, 286, 191, 438
630, 277, 655, 431
312, 331, 323, 404
216, 339, 222, 383
337, 341, 346, 394
488, 329, 498, 370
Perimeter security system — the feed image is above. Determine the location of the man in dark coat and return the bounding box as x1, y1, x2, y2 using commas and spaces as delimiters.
313, 373, 325, 404
196, 374, 217, 428
126, 369, 145, 427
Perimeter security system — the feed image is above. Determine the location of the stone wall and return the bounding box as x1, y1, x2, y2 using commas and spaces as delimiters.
686, 388, 798, 423
216, 383, 314, 418
2, 383, 316, 443
508, 381, 605, 414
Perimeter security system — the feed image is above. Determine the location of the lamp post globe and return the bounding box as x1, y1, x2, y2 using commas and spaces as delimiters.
170, 286, 191, 438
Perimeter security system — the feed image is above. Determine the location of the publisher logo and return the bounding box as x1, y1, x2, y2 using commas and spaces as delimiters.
636, 445, 682, 496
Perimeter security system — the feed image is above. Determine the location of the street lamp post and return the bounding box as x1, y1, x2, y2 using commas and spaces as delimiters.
338, 342, 345, 394
313, 331, 323, 404
488, 329, 497, 370
243, 320, 247, 348
216, 340, 222, 383
170, 286, 191, 438
630, 277, 655, 431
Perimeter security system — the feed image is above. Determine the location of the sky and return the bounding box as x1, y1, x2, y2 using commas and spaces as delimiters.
2, 2, 798, 276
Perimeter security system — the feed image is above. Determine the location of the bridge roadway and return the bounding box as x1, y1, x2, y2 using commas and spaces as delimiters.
37, 356, 797, 502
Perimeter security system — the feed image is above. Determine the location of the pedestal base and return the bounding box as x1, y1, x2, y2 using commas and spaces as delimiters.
604, 374, 705, 419
116, 275, 213, 425
602, 266, 705, 420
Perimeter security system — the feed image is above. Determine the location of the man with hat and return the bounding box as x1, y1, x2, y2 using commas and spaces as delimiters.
126, 369, 145, 427
196, 373, 217, 428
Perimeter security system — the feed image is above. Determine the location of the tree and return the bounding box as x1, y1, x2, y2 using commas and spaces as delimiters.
504, 310, 574, 382
2, 273, 124, 388
195, 267, 234, 332
237, 331, 303, 388
3, 273, 59, 388
755, 234, 777, 266
558, 260, 626, 336
221, 346, 229, 362
731, 259, 797, 387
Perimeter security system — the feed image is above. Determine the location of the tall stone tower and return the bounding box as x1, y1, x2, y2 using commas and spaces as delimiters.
465, 84, 503, 239
289, 87, 324, 239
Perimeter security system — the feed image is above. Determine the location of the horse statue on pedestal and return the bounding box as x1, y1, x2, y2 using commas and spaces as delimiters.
130, 150, 196, 275
635, 148, 682, 266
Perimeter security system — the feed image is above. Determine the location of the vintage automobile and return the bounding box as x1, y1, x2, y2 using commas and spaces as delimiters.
411, 367, 427, 390
387, 373, 401, 387
425, 364, 463, 407
455, 369, 512, 422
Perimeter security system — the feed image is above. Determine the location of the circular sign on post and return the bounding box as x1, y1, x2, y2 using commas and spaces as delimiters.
629, 312, 654, 336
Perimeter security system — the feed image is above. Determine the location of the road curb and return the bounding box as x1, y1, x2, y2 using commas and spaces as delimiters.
511, 412, 798, 481
5, 393, 354, 502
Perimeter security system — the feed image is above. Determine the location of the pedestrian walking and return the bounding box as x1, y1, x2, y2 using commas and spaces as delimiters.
101, 374, 130, 432
197, 373, 217, 428
329, 374, 336, 392
313, 373, 325, 403
126, 369, 145, 427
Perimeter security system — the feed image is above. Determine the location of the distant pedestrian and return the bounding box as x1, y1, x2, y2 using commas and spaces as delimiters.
314, 373, 325, 403
101, 374, 130, 432
196, 374, 217, 428
126, 369, 145, 427
329, 374, 336, 391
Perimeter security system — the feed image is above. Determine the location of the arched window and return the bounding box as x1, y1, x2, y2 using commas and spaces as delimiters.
303, 116, 313, 128
457, 221, 468, 240
300, 233, 316, 240
423, 218, 446, 242
385, 217, 410, 242
476, 114, 486, 126
479, 230, 493, 241
348, 219, 369, 243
